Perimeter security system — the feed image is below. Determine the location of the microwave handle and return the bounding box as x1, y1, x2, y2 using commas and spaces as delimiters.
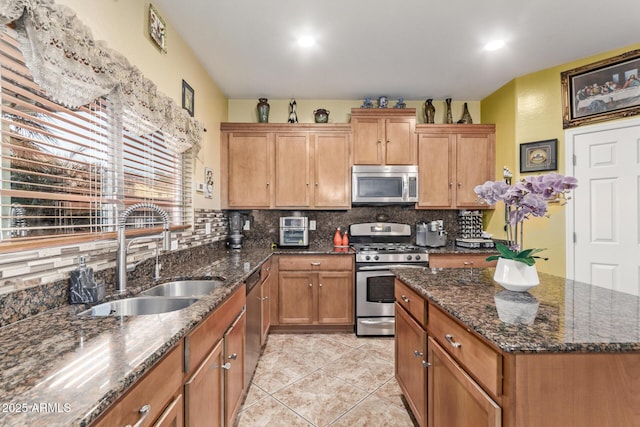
402, 175, 408, 200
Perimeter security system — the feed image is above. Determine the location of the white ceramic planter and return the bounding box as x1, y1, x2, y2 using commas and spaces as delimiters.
493, 258, 539, 292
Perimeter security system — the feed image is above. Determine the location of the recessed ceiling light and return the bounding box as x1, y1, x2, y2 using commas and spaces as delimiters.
484, 40, 505, 51
297, 36, 315, 48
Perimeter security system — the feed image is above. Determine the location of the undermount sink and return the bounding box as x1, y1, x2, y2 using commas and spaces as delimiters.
140, 279, 225, 297
78, 296, 199, 317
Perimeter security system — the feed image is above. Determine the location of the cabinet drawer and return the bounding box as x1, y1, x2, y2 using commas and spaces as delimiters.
260, 257, 273, 281
429, 253, 497, 269
394, 279, 427, 328
93, 342, 183, 427
278, 255, 352, 271
428, 304, 502, 397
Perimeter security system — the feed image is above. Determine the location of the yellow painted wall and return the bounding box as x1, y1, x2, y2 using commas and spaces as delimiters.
56, 0, 227, 209
481, 42, 640, 276
228, 99, 481, 124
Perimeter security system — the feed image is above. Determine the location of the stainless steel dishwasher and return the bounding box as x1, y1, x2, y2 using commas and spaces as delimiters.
245, 269, 262, 386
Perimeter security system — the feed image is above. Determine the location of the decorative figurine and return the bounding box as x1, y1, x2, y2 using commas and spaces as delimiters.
378, 96, 389, 108
394, 98, 407, 109
361, 97, 374, 108
425, 99, 435, 123
288, 99, 298, 123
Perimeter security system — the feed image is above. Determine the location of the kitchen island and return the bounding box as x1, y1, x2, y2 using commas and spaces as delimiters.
393, 267, 640, 427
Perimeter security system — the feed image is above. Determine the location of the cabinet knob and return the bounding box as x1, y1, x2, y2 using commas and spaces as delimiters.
445, 334, 462, 348
228, 353, 238, 360
422, 360, 431, 368
319, 283, 323, 287
413, 350, 423, 357
221, 362, 232, 370
401, 295, 410, 303
125, 404, 151, 427
309, 283, 313, 287
377, 140, 382, 144
310, 262, 321, 266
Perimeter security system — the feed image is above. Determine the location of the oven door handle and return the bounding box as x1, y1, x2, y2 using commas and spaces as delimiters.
360, 319, 396, 326
357, 264, 426, 271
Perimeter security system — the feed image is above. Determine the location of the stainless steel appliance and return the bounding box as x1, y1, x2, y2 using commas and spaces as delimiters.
350, 222, 428, 336
352, 165, 418, 205
416, 220, 447, 247
245, 269, 261, 386
279, 216, 309, 247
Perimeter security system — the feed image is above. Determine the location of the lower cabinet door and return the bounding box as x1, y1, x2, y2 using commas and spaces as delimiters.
153, 394, 184, 427
428, 337, 501, 427
395, 303, 428, 427
224, 310, 246, 426
184, 339, 224, 426
317, 271, 353, 324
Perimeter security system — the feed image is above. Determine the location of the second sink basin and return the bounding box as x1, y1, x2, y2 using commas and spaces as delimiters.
141, 280, 225, 297
79, 296, 199, 317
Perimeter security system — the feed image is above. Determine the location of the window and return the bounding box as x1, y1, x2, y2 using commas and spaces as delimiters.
0, 28, 188, 247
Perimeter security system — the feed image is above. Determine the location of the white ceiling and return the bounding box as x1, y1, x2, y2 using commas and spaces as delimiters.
153, 0, 640, 101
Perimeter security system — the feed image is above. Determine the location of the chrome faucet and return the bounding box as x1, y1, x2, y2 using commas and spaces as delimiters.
116, 203, 171, 293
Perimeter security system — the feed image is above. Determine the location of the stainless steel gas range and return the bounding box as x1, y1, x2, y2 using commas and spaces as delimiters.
350, 222, 429, 336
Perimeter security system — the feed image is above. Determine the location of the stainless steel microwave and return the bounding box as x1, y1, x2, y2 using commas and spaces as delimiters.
352, 165, 418, 204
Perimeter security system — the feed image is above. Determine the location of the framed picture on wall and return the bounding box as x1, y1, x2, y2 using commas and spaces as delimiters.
148, 4, 167, 52
561, 49, 640, 128
520, 139, 557, 173
182, 79, 194, 117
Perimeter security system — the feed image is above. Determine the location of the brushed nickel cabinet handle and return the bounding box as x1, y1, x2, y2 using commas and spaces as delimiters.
445, 334, 462, 348
413, 350, 423, 357
422, 360, 431, 368
401, 295, 410, 303
310, 262, 321, 266
228, 353, 237, 360
221, 362, 231, 370
125, 404, 151, 427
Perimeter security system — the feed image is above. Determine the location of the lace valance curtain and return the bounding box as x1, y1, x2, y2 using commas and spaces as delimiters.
0, 0, 202, 154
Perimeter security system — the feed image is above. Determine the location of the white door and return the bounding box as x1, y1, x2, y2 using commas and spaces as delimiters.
566, 118, 640, 295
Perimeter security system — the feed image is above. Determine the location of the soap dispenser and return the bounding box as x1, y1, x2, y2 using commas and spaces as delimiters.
69, 256, 104, 304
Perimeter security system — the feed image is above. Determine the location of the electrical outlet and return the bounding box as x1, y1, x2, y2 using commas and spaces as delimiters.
170, 240, 178, 251
243, 220, 250, 231
195, 182, 204, 192
205, 223, 211, 235
310, 220, 316, 230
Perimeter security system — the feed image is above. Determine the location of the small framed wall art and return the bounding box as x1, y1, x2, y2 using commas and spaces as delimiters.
519, 139, 557, 173
182, 79, 194, 117
148, 4, 167, 52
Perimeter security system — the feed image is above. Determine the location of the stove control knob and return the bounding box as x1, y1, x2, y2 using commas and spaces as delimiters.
406, 255, 413, 261
365, 255, 371, 261
374, 255, 379, 261
415, 255, 421, 261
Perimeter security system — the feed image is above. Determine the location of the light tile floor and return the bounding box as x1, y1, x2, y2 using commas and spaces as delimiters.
236, 333, 416, 427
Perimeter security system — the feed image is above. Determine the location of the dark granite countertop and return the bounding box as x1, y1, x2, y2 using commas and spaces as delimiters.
393, 267, 640, 354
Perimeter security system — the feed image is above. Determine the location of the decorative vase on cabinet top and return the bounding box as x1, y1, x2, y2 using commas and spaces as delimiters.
424, 98, 435, 123
314, 108, 329, 123
493, 258, 539, 292
257, 98, 270, 123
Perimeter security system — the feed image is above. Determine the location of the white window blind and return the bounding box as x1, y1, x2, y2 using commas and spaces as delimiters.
0, 28, 187, 246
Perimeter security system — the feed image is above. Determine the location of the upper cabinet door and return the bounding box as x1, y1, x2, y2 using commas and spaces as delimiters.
275, 133, 310, 208
225, 132, 273, 208
417, 134, 454, 208
455, 133, 495, 208
351, 108, 417, 165
352, 117, 383, 164
384, 117, 416, 165
313, 133, 351, 208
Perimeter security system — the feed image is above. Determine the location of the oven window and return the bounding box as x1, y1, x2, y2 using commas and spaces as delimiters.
366, 276, 395, 303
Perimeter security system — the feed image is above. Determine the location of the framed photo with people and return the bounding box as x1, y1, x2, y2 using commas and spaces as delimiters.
561, 49, 640, 128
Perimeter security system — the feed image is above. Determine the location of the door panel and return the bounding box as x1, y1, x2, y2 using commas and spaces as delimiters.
275, 134, 309, 207
571, 123, 640, 295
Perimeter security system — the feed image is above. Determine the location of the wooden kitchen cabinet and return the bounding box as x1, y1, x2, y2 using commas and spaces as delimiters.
183, 284, 246, 427
395, 299, 428, 427
92, 342, 184, 427
351, 108, 416, 165
416, 124, 495, 209
277, 255, 354, 327
221, 123, 351, 209
428, 253, 497, 269
153, 394, 184, 427
428, 336, 501, 427
224, 310, 246, 426
222, 131, 273, 208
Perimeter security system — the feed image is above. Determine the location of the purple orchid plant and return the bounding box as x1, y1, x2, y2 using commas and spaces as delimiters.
474, 172, 578, 265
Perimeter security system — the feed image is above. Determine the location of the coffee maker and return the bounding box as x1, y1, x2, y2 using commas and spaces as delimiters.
227, 211, 246, 250
416, 220, 447, 247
